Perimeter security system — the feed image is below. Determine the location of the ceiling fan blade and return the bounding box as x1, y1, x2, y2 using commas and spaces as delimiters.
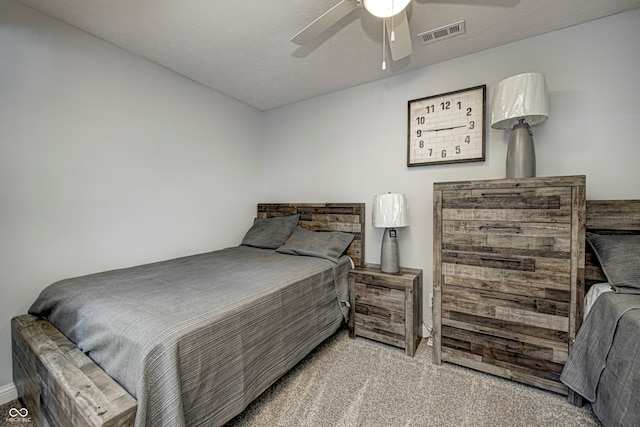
387, 10, 412, 61
291, 0, 360, 45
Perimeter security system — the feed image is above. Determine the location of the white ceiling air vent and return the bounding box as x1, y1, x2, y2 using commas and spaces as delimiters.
416, 20, 466, 46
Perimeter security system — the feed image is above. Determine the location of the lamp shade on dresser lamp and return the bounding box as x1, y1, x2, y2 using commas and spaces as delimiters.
491, 72, 549, 178
372, 193, 409, 273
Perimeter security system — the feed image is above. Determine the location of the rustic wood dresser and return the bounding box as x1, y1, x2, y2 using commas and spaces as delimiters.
432, 175, 586, 395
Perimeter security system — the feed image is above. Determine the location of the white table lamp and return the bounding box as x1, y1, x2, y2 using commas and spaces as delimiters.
373, 193, 409, 273
491, 72, 549, 178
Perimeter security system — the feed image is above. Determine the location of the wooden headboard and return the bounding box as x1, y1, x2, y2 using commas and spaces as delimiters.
585, 200, 640, 289
257, 203, 365, 267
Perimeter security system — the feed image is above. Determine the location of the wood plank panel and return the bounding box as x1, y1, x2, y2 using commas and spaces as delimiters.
442, 310, 569, 343
442, 349, 568, 395
443, 274, 571, 302
354, 282, 405, 313
443, 220, 571, 254
442, 326, 557, 362
442, 285, 569, 331
586, 199, 640, 231
442, 263, 571, 291
443, 317, 568, 363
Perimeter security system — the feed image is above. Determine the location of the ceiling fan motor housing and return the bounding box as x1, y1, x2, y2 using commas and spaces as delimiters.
363, 0, 411, 18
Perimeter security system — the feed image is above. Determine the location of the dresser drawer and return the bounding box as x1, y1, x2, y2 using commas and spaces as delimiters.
442, 186, 573, 223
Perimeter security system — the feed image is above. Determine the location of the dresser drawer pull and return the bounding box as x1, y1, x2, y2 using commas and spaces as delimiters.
363, 307, 392, 317
479, 225, 522, 234
366, 284, 391, 292
480, 256, 523, 265
480, 192, 522, 197
482, 293, 521, 303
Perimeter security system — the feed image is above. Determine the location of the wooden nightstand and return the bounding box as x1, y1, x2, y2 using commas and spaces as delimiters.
348, 263, 423, 356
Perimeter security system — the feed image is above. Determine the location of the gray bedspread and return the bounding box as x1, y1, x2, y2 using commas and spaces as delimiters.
560, 292, 640, 427
29, 246, 351, 427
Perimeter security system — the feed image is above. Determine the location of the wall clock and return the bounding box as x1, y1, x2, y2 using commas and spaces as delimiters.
407, 84, 486, 167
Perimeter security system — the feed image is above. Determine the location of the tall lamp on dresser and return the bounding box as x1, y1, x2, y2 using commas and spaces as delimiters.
432, 175, 585, 399
491, 72, 549, 179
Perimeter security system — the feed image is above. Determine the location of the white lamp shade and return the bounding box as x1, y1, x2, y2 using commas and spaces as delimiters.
373, 193, 409, 228
363, 0, 411, 18
490, 72, 549, 130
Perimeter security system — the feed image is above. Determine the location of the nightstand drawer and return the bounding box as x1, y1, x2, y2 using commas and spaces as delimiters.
354, 282, 405, 313
355, 303, 405, 335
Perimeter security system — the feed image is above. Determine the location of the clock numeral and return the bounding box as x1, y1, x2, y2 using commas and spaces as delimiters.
424, 105, 434, 113
419, 140, 424, 148
428, 148, 433, 156
468, 121, 475, 129
440, 101, 450, 110
456, 146, 461, 154
465, 135, 471, 143
416, 116, 425, 125
457, 101, 462, 110
441, 149, 447, 158
416, 130, 422, 137
466, 107, 472, 116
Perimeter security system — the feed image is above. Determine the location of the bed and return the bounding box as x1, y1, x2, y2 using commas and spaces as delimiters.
12, 203, 365, 427
560, 199, 640, 427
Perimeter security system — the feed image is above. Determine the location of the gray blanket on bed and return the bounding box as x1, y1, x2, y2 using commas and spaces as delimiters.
29, 246, 351, 427
560, 292, 640, 427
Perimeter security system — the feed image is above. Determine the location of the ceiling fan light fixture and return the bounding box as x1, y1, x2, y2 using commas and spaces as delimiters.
363, 0, 411, 18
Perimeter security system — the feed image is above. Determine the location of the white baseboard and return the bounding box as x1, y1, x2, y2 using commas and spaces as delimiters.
0, 382, 18, 405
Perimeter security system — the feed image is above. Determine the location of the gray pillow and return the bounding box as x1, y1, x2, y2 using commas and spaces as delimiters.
276, 227, 354, 263
240, 214, 299, 249
586, 232, 640, 292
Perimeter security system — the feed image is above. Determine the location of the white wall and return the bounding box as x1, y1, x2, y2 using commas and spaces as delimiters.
0, 1, 263, 393
262, 10, 640, 332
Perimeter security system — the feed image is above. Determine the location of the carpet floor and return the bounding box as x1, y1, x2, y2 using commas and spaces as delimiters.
227, 328, 599, 427
0, 397, 36, 427
1, 328, 600, 427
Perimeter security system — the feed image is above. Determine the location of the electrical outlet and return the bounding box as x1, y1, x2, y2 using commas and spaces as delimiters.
428, 292, 433, 307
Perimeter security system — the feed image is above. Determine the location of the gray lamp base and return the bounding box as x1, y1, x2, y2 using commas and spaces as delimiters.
380, 228, 400, 274
506, 122, 536, 179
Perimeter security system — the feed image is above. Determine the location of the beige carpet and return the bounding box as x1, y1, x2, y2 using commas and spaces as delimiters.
227, 328, 599, 427
1, 328, 599, 427
0, 397, 36, 427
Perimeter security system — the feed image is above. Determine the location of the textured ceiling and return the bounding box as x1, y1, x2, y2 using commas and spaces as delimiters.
13, 0, 640, 110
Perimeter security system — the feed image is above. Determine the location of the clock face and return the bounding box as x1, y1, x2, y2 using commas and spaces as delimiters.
407, 85, 486, 167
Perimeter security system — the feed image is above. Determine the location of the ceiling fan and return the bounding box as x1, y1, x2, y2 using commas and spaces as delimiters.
291, 0, 413, 68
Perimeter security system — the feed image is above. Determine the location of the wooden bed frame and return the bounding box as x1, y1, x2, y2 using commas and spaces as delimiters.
567, 199, 640, 407
584, 200, 640, 288
12, 203, 365, 427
